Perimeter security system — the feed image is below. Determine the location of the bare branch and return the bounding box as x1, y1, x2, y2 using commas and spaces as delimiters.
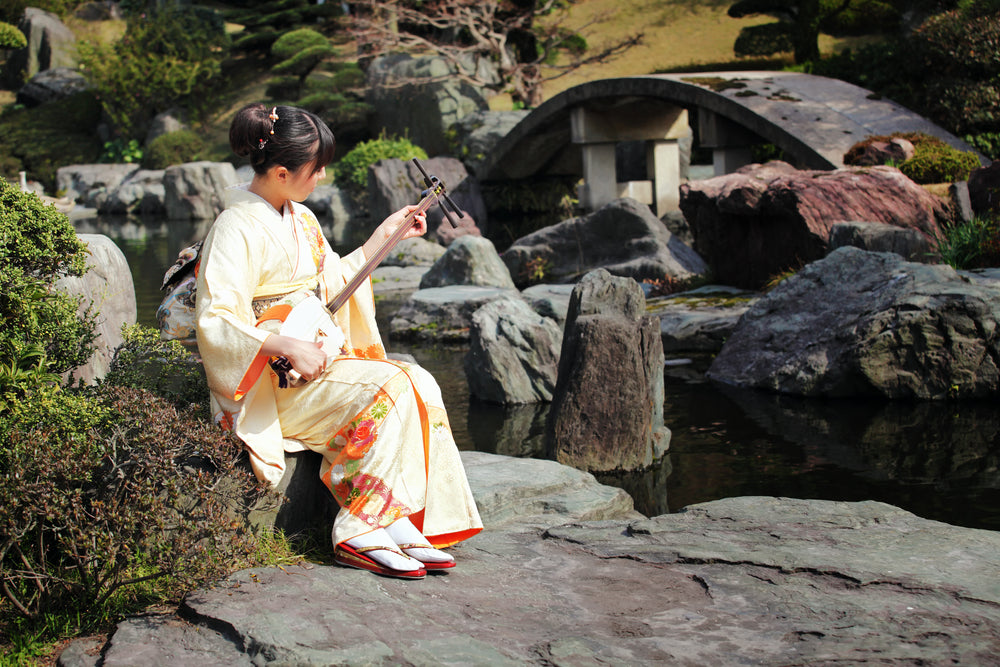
346, 0, 643, 106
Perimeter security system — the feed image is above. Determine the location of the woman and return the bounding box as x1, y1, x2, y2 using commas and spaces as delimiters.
195, 103, 482, 579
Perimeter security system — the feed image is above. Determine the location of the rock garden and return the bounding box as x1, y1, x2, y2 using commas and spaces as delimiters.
2, 1, 999, 665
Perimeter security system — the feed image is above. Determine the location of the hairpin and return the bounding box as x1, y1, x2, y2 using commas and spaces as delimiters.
258, 138, 267, 150
269, 107, 279, 135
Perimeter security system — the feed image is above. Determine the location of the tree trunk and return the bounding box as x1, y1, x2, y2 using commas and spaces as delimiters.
793, 0, 821, 63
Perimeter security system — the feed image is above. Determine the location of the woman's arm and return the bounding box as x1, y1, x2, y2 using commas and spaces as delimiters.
362, 205, 428, 259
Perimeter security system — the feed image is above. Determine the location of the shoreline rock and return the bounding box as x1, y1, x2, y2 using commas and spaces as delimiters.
60, 486, 1000, 666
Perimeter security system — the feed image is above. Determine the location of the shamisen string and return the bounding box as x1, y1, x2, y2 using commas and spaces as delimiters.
326, 164, 452, 314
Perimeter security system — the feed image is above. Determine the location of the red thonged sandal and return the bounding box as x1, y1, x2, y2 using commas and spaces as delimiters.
395, 543, 457, 570
333, 543, 426, 579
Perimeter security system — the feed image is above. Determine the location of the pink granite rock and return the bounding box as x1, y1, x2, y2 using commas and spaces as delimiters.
679, 161, 952, 289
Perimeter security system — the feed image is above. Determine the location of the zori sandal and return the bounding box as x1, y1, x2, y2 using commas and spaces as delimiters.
395, 543, 457, 570
333, 543, 427, 579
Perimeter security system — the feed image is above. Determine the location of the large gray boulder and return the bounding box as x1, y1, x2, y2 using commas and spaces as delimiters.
708, 246, 1000, 399
63, 495, 1000, 666
101, 169, 166, 216
367, 156, 487, 239
163, 162, 239, 220
502, 197, 707, 289
56, 164, 141, 207
521, 283, 575, 330
828, 220, 938, 262
144, 109, 187, 145
419, 235, 514, 289
450, 109, 530, 175
679, 161, 952, 289
369, 237, 445, 297
968, 161, 1000, 218
304, 184, 355, 244
380, 236, 445, 267
6, 8, 77, 88
390, 285, 519, 342
59, 234, 137, 386
365, 54, 492, 156
464, 298, 562, 404
547, 270, 670, 472
16, 66, 89, 107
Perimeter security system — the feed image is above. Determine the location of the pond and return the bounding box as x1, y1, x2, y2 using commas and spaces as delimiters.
78, 215, 1000, 532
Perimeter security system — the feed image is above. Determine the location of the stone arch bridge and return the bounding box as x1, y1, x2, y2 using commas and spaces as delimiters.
478, 72, 983, 216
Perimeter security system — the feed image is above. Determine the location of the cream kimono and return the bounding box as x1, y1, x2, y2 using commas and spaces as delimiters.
195, 186, 482, 547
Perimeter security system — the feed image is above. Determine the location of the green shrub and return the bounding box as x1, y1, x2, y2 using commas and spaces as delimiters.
935, 215, 1000, 270
103, 324, 209, 414
0, 177, 97, 375
0, 21, 26, 49
223, 0, 340, 56
0, 92, 103, 189
844, 132, 982, 184
99, 138, 144, 164
334, 134, 428, 193
329, 62, 365, 90
77, 6, 230, 141
899, 141, 982, 184
268, 28, 335, 100
808, 5, 999, 141
965, 132, 1000, 162
0, 0, 76, 23
144, 130, 205, 170
0, 383, 270, 622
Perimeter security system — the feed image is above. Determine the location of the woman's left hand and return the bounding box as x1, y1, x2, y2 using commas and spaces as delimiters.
363, 205, 427, 257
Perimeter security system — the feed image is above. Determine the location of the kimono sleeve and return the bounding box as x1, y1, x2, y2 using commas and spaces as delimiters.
195, 211, 272, 401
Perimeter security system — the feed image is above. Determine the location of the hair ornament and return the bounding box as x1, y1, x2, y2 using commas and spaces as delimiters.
269, 106, 279, 135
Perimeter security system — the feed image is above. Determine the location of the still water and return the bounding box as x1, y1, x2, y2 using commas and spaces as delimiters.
80, 215, 1000, 531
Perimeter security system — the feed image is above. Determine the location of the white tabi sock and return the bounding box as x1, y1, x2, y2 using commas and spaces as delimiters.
343, 528, 423, 572
385, 517, 455, 564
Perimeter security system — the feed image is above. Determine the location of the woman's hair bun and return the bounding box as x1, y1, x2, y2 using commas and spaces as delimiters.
229, 103, 271, 158
228, 102, 335, 175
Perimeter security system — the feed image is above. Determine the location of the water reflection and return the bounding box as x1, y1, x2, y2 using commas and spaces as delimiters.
664, 363, 1000, 531
73, 215, 208, 327
84, 217, 1000, 531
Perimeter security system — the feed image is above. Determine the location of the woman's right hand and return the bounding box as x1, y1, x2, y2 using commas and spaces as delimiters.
262, 334, 327, 381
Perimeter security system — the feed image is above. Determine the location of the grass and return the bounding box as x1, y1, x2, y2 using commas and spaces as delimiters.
538, 0, 876, 100
0, 528, 312, 666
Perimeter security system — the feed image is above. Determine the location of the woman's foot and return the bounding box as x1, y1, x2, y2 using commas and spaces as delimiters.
385, 517, 456, 567
339, 528, 425, 574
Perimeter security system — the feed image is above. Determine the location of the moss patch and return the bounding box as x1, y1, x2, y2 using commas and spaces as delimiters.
681, 76, 749, 92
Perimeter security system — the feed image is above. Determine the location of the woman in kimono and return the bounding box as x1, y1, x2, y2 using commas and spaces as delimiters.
195, 103, 482, 580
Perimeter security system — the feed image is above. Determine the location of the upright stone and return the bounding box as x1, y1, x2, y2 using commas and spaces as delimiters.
6, 8, 77, 87
547, 269, 670, 472
365, 53, 492, 156
367, 157, 487, 238
59, 234, 137, 385
164, 162, 238, 220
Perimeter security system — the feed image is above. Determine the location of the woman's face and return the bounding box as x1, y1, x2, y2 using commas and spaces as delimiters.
285, 158, 326, 203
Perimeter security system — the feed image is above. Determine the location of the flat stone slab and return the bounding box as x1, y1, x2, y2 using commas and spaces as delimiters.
60, 489, 1000, 666
372, 265, 428, 294
389, 285, 520, 341
647, 285, 758, 353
